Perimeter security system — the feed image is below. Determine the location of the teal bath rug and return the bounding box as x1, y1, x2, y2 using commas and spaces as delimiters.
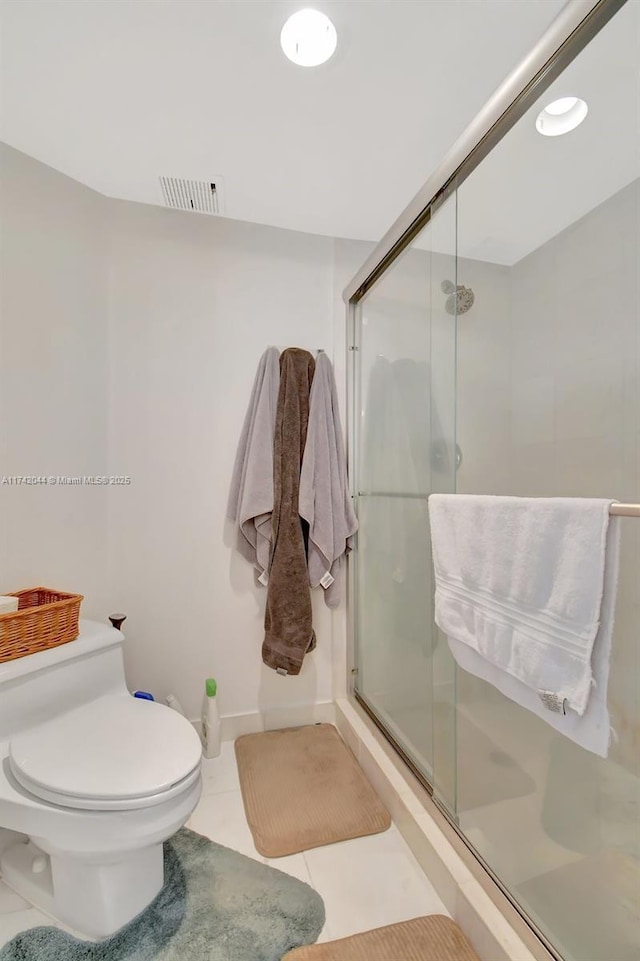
0, 828, 325, 961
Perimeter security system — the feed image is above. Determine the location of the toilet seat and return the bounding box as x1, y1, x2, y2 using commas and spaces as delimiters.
9, 694, 202, 811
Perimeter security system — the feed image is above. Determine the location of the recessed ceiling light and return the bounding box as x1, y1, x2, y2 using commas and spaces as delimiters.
536, 97, 588, 137
280, 9, 337, 67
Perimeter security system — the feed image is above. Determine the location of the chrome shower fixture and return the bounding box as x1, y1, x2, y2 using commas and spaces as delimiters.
441, 280, 475, 315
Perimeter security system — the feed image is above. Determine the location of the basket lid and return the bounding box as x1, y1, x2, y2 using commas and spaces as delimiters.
9, 694, 202, 808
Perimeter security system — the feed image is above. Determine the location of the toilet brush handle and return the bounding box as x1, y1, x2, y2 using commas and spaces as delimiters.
109, 613, 127, 631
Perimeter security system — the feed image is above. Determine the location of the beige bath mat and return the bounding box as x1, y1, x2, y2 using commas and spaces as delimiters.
235, 724, 391, 857
282, 915, 480, 960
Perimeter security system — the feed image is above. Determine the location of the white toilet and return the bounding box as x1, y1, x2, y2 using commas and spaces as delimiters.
0, 619, 202, 939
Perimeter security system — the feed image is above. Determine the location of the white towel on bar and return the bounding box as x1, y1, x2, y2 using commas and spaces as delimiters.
428, 494, 621, 756
227, 347, 280, 580
299, 351, 358, 607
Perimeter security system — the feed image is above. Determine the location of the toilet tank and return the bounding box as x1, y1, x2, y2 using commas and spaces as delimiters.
0, 620, 128, 742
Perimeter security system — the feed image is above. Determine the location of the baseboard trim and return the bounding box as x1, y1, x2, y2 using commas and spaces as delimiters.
190, 701, 336, 742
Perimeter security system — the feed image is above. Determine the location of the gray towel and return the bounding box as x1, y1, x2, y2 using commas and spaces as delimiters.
299, 352, 358, 607
262, 348, 316, 675
227, 347, 280, 579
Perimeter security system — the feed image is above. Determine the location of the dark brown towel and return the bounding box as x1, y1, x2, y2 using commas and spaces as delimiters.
263, 348, 316, 675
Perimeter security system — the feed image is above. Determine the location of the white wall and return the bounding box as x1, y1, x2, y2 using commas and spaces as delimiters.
0, 143, 110, 617
0, 144, 356, 725
107, 200, 341, 721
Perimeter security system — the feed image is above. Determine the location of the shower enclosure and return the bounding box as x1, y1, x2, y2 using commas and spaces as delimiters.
345, 2, 639, 959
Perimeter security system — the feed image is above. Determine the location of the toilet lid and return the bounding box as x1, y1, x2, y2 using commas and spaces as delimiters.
9, 694, 202, 809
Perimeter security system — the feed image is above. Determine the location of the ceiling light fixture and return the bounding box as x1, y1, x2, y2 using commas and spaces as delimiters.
280, 9, 337, 67
536, 97, 588, 137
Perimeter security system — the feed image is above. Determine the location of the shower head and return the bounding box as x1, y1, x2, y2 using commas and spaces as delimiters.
441, 280, 475, 315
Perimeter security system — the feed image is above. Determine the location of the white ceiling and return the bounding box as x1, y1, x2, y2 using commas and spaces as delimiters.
0, 0, 569, 242
456, 0, 640, 265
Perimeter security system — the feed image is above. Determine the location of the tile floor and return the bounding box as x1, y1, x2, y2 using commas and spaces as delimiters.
0, 738, 447, 950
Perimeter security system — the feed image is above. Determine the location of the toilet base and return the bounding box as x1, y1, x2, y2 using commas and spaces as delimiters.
1, 838, 164, 939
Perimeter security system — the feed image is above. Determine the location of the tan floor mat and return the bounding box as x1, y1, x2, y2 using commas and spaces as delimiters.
234, 724, 391, 857
283, 915, 480, 961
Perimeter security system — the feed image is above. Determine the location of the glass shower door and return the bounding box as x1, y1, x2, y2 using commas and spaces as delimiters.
444, 4, 640, 953
349, 3, 638, 958
353, 192, 457, 784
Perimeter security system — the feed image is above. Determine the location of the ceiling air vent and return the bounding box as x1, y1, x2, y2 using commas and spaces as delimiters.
159, 177, 222, 215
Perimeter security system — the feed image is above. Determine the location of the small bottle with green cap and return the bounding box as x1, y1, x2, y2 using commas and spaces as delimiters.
201, 677, 220, 758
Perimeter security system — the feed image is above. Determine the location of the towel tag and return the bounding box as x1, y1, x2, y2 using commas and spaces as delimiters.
538, 691, 567, 714
258, 570, 269, 586
319, 571, 335, 589
276, 667, 288, 676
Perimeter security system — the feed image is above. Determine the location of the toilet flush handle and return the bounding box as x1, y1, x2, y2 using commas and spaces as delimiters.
109, 613, 127, 631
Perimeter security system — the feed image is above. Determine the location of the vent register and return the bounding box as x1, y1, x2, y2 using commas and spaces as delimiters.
159, 177, 222, 215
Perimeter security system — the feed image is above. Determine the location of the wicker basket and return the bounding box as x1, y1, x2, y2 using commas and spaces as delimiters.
0, 588, 83, 664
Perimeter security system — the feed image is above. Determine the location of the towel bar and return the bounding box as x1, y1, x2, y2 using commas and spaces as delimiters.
357, 492, 640, 517
609, 503, 640, 517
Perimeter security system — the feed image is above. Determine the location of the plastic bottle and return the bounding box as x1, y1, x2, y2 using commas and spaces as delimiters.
166, 694, 186, 716
201, 678, 221, 758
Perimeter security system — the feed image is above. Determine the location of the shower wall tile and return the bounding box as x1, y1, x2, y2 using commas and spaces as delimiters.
455, 256, 513, 496
622, 343, 640, 436
457, 382, 513, 495
501, 439, 539, 498
510, 297, 556, 376
455, 179, 638, 783
552, 433, 625, 498
511, 375, 554, 446
508, 177, 639, 774
622, 376, 640, 438
456, 431, 514, 496
553, 275, 624, 369
555, 181, 638, 287
509, 237, 558, 305
609, 511, 640, 770
554, 356, 625, 442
